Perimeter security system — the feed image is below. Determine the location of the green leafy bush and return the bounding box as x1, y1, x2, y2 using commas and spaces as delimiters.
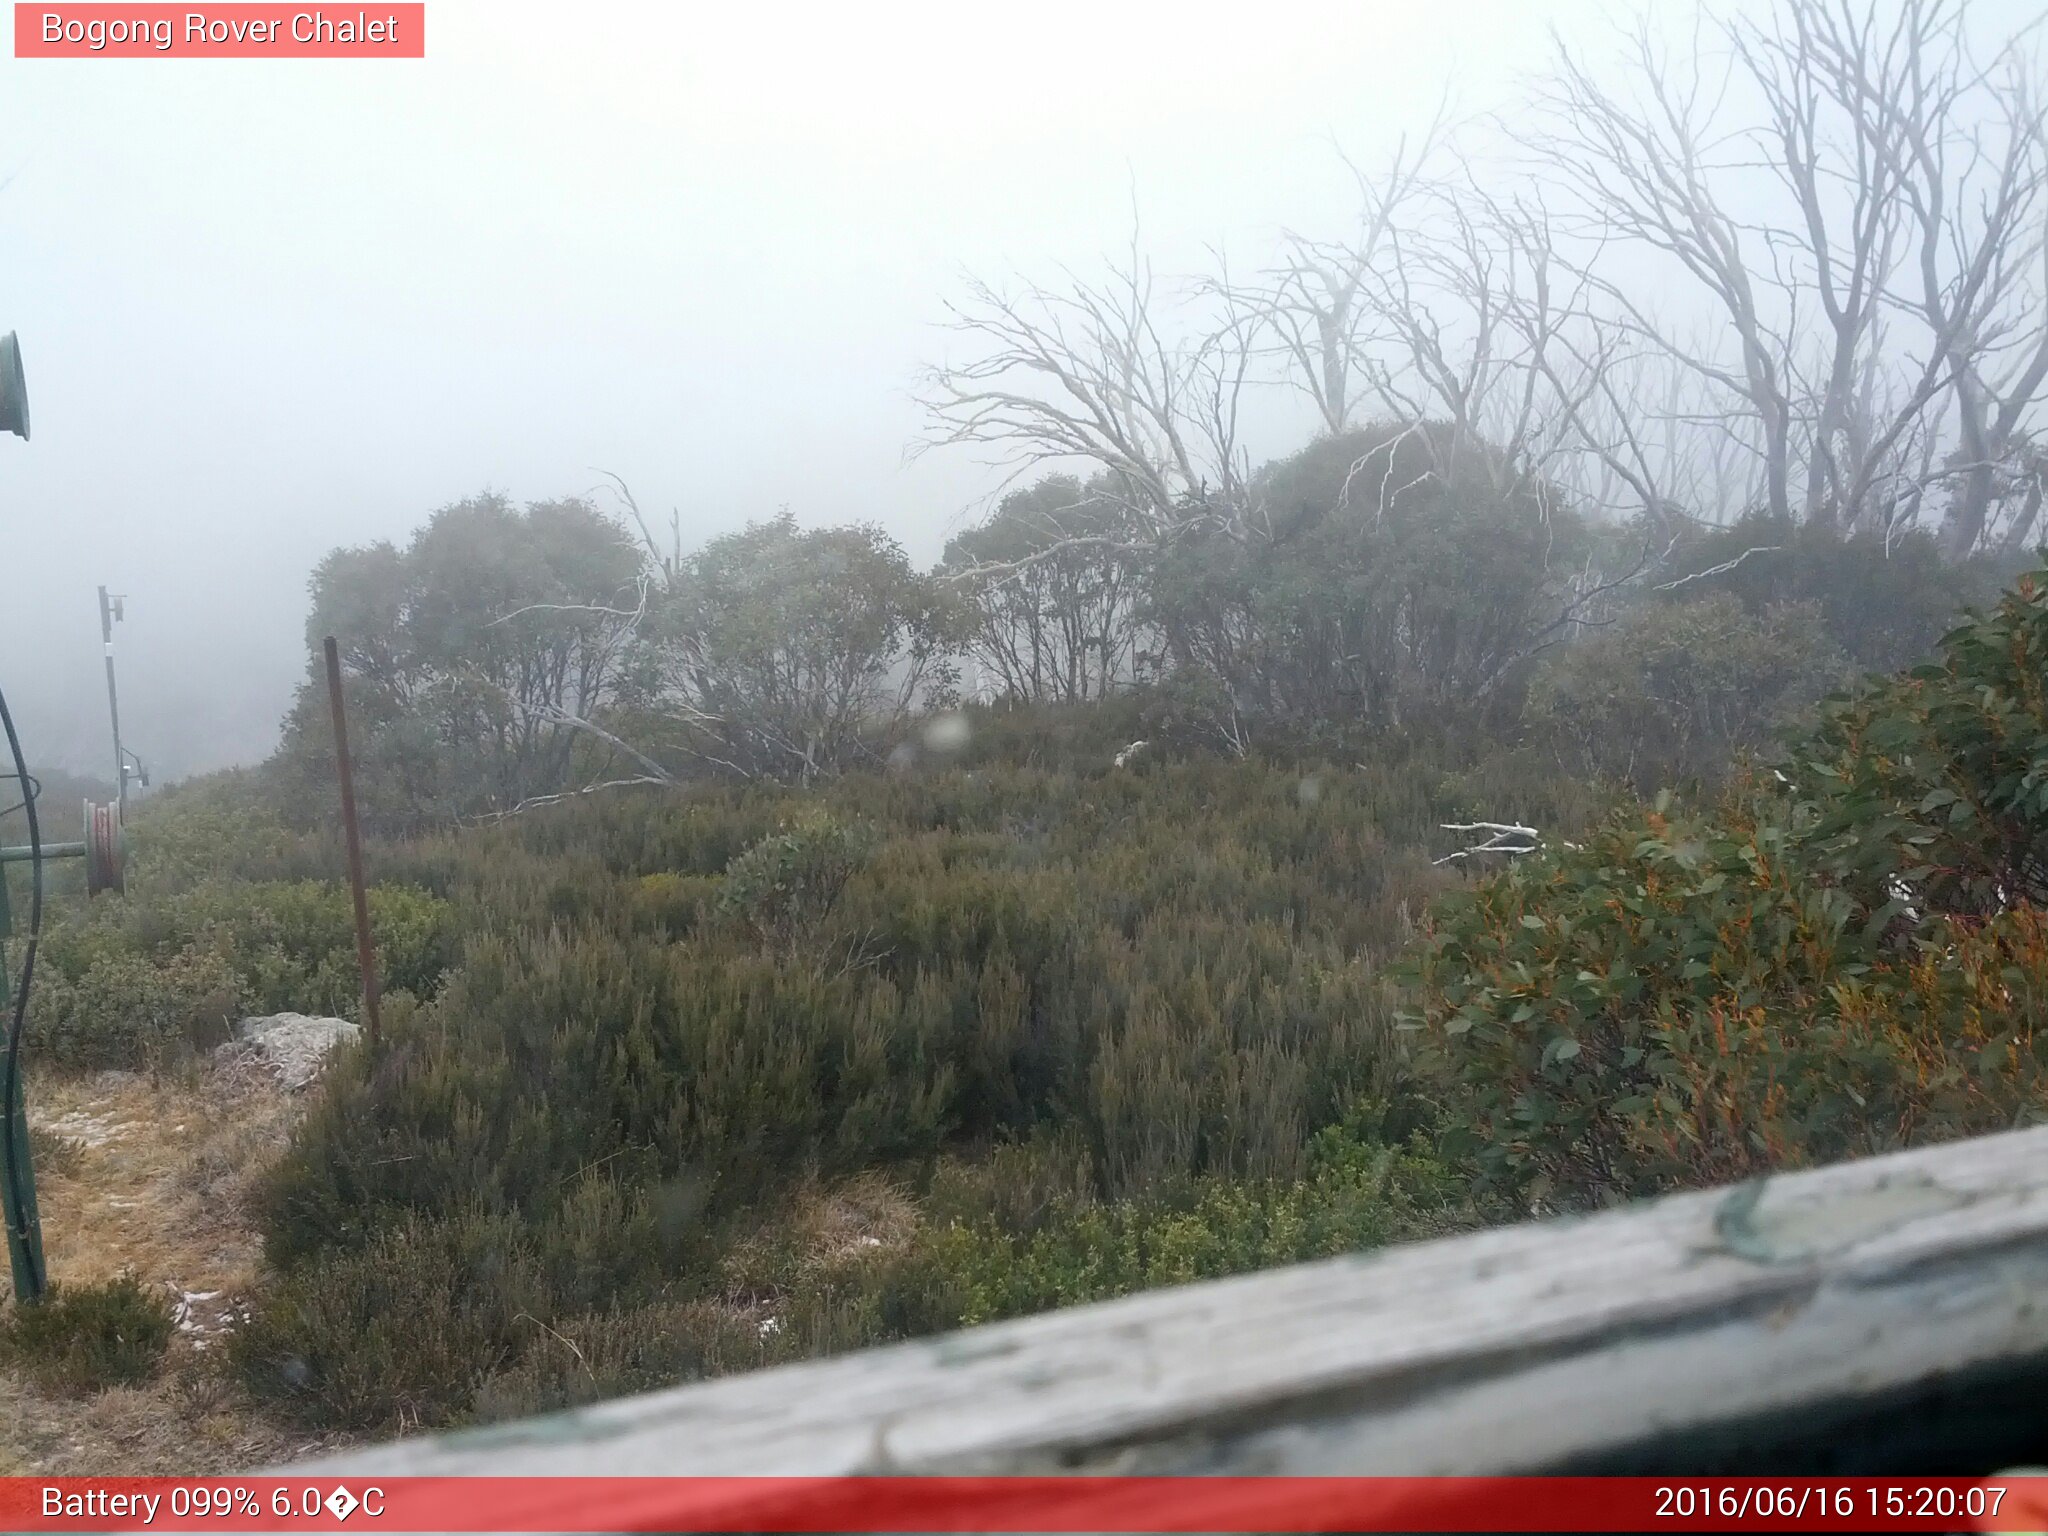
1142, 423, 1603, 737
268, 494, 651, 832
638, 510, 969, 783
1409, 788, 2048, 1207
715, 812, 876, 948
1784, 565, 2048, 921
240, 1121, 1464, 1433
125, 774, 318, 888
25, 946, 245, 1070
2, 1276, 175, 1391
1407, 558, 2048, 1208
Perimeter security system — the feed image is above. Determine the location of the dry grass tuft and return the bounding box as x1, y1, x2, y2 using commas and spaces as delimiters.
717, 1170, 921, 1311
793, 1170, 921, 1267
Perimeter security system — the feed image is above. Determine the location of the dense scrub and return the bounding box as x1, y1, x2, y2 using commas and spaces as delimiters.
217, 739, 1601, 1428
13, 515, 2033, 1437
1526, 595, 1847, 793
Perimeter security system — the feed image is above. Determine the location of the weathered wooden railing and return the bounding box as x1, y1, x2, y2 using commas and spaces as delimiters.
301, 1124, 2048, 1480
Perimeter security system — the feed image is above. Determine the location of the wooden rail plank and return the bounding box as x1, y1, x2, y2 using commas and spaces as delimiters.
298, 1125, 2048, 1477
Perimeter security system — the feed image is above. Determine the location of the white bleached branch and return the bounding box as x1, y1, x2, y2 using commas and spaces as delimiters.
1435, 821, 1545, 864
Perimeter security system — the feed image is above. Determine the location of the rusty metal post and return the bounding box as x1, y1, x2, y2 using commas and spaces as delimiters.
323, 636, 382, 1048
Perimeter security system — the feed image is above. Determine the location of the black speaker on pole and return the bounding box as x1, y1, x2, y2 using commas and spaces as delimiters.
0, 332, 29, 441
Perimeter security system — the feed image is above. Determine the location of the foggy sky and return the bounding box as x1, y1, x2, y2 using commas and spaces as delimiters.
0, 0, 1892, 780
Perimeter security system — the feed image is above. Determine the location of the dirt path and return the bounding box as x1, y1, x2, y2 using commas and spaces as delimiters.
1, 1055, 347, 1473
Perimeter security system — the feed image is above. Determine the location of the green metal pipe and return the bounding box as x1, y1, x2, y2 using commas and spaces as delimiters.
0, 843, 83, 863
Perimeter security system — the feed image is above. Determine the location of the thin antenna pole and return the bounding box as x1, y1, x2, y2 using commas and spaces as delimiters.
323, 636, 382, 1048
98, 586, 125, 817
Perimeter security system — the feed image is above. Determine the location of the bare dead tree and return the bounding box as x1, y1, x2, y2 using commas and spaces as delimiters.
916, 224, 1263, 570
1346, 179, 1625, 513
592, 470, 684, 589
1252, 126, 1441, 435
1542, 326, 1765, 529
1532, 0, 2048, 550
1229, 137, 1673, 536
1534, 11, 1805, 527
1872, 10, 2048, 555
1739, 0, 1923, 533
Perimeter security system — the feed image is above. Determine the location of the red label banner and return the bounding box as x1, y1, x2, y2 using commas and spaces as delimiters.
13, 5, 424, 57
2, 1475, 2046, 1532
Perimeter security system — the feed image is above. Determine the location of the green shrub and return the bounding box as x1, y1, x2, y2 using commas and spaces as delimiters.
630, 870, 718, 938
1528, 595, 1846, 793
247, 1116, 1467, 1434
233, 744, 1556, 1429
715, 811, 876, 948
899, 1129, 1466, 1327
1783, 564, 2048, 922
230, 1209, 552, 1431
1412, 795, 1816, 1201
1142, 422, 1601, 737
259, 755, 1466, 1279
126, 775, 316, 888
1666, 514, 2016, 678
2, 1276, 175, 1391
26, 877, 456, 1070
1408, 788, 2048, 1207
205, 880, 458, 1013
26, 945, 244, 1070
692, 1117, 1473, 1365
1407, 557, 2048, 1209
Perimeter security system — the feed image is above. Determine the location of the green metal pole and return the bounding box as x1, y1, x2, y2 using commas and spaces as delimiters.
3, 1055, 43, 1302
0, 863, 46, 1302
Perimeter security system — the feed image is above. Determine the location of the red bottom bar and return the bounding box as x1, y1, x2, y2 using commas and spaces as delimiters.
4, 1475, 2046, 1533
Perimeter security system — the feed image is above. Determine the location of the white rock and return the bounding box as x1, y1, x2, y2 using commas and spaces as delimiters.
231, 1012, 361, 1089
35, 1109, 135, 1146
